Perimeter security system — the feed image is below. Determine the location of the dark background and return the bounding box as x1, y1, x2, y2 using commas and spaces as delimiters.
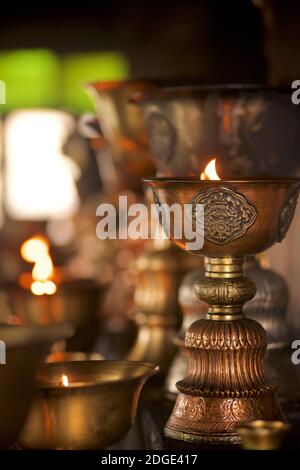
2, 0, 296, 84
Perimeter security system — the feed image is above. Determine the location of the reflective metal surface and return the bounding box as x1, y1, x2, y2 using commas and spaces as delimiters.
19, 360, 159, 449
145, 177, 300, 443
86, 80, 156, 190
0, 324, 73, 449
146, 177, 300, 257
127, 244, 198, 389
135, 85, 300, 177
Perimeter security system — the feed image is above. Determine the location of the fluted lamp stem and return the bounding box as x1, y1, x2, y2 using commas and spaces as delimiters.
165, 256, 283, 444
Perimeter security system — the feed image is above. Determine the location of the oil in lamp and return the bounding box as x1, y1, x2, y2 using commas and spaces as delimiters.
145, 164, 300, 443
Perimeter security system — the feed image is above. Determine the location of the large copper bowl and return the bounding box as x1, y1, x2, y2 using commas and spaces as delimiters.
0, 324, 73, 448
134, 85, 300, 177
145, 177, 300, 257
19, 360, 159, 449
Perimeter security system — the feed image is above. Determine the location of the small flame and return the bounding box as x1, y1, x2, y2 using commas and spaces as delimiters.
61, 374, 69, 387
200, 158, 220, 181
20, 236, 57, 296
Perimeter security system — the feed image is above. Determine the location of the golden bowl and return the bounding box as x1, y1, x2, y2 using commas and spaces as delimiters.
237, 420, 290, 450
19, 360, 159, 449
0, 323, 73, 449
145, 177, 300, 257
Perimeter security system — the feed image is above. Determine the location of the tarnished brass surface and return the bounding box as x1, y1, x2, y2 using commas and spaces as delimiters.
237, 420, 290, 450
127, 244, 198, 384
86, 80, 155, 190
7, 279, 106, 351
19, 360, 158, 449
145, 177, 300, 443
134, 85, 300, 178
0, 324, 73, 449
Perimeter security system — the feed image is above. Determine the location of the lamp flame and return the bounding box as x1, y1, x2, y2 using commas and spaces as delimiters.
61, 374, 69, 387
20, 236, 57, 296
200, 158, 220, 180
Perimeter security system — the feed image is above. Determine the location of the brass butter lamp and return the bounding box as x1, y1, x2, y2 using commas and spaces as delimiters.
19, 360, 158, 449
145, 175, 300, 443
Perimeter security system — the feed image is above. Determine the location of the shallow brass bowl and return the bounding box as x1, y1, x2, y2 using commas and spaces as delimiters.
145, 177, 300, 257
0, 324, 73, 449
19, 360, 159, 449
237, 420, 290, 450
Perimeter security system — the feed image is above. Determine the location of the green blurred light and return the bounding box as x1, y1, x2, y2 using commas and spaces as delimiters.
62, 51, 129, 112
0, 49, 60, 110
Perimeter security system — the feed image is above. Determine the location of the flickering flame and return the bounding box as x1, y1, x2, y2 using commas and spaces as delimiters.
61, 374, 69, 387
20, 236, 57, 295
200, 158, 220, 180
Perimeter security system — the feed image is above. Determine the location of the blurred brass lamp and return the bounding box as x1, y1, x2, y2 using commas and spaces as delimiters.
145, 176, 300, 443
0, 324, 73, 449
19, 360, 158, 449
6, 278, 106, 352
165, 268, 207, 399
85, 79, 156, 191
238, 420, 290, 450
127, 241, 198, 386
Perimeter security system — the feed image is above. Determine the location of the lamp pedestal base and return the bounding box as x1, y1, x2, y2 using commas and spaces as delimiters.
165, 257, 283, 443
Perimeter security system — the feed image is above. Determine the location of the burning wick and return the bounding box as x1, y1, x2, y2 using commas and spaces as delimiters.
20, 236, 57, 296
61, 374, 69, 387
200, 158, 220, 181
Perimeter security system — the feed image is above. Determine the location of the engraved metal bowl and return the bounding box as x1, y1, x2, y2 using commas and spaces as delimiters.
0, 324, 73, 449
18, 360, 159, 449
237, 420, 290, 450
134, 85, 300, 177
145, 178, 300, 257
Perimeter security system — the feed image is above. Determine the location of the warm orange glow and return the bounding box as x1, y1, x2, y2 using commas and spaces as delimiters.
200, 158, 220, 181
43, 280, 57, 295
31, 281, 46, 296
20, 236, 57, 296
20, 237, 49, 262
61, 374, 69, 387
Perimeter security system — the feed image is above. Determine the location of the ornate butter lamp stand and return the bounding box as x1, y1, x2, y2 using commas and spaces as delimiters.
146, 177, 300, 443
